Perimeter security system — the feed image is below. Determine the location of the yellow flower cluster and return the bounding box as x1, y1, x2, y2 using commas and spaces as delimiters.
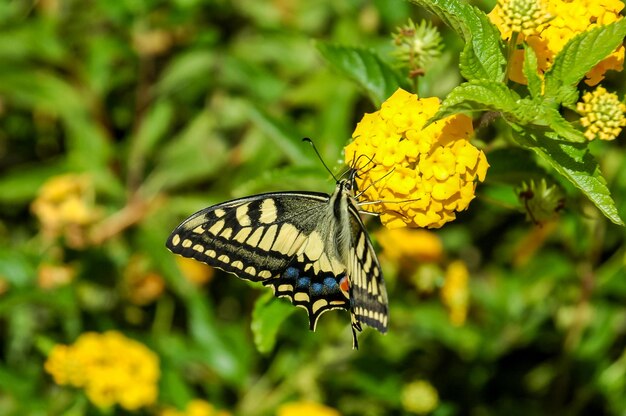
401, 380, 439, 415
45, 331, 159, 410
277, 401, 341, 416
489, 0, 624, 85
31, 174, 101, 246
345, 88, 488, 229
441, 260, 470, 326
161, 400, 231, 416
576, 86, 626, 141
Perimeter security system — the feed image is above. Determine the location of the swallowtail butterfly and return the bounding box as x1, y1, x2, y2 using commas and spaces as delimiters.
166, 178, 388, 348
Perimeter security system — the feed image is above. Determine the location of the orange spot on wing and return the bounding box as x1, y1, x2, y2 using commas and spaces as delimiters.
339, 276, 350, 292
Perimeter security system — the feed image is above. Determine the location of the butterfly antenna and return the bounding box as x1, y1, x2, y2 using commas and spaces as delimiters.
303, 138, 338, 182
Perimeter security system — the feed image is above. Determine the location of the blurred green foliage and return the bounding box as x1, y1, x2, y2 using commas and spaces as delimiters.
1, 0, 626, 415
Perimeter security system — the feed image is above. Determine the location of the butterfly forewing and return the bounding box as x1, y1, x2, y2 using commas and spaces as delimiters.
167, 192, 327, 281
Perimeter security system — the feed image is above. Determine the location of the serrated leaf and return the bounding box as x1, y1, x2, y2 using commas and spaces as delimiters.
432, 80, 525, 123
539, 107, 586, 143
409, 0, 506, 81
251, 291, 296, 354
315, 42, 408, 106
523, 43, 542, 98
544, 19, 626, 102
512, 127, 624, 225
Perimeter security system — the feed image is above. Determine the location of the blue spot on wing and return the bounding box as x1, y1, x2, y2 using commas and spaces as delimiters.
283, 267, 299, 280
311, 283, 324, 295
324, 277, 338, 289
296, 277, 310, 289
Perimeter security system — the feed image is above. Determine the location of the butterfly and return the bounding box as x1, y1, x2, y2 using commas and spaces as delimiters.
165, 177, 388, 349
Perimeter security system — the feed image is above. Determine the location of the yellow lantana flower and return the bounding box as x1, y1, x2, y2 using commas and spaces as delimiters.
45, 331, 160, 411
441, 260, 470, 326
489, 0, 624, 85
576, 86, 626, 141
277, 401, 341, 416
31, 173, 101, 247
345, 88, 488, 229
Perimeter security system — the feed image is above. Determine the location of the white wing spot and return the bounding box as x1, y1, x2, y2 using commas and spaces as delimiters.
301, 231, 324, 261
220, 227, 233, 239
182, 239, 192, 248
236, 203, 251, 227
258, 224, 278, 251
272, 223, 299, 255
294, 292, 309, 302
214, 209, 226, 218
208, 220, 225, 235
246, 227, 265, 247
205, 249, 216, 258
244, 266, 256, 276
231, 260, 244, 270
192, 226, 204, 234
258, 270, 272, 279
259, 199, 277, 224
312, 299, 328, 314
171, 234, 181, 246
234, 227, 252, 243
278, 284, 294, 292
218, 254, 230, 264
193, 244, 204, 252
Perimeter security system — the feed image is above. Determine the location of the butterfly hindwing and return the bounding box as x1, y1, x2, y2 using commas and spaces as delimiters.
347, 205, 388, 334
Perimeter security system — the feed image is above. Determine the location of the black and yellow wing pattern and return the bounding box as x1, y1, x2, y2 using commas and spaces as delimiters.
166, 179, 388, 348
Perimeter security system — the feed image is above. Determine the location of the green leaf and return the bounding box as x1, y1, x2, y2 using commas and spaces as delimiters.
408, 0, 506, 81
0, 160, 67, 205
247, 105, 316, 166
146, 111, 227, 194
127, 99, 175, 186
513, 127, 624, 225
544, 19, 626, 102
251, 292, 296, 354
432, 80, 527, 123
155, 50, 215, 96
538, 107, 586, 143
314, 42, 408, 106
523, 43, 542, 98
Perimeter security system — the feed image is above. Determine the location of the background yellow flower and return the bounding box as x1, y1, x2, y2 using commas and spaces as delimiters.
44, 331, 160, 411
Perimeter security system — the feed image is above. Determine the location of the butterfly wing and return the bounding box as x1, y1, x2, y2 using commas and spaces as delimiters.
166, 191, 352, 331
346, 203, 388, 344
